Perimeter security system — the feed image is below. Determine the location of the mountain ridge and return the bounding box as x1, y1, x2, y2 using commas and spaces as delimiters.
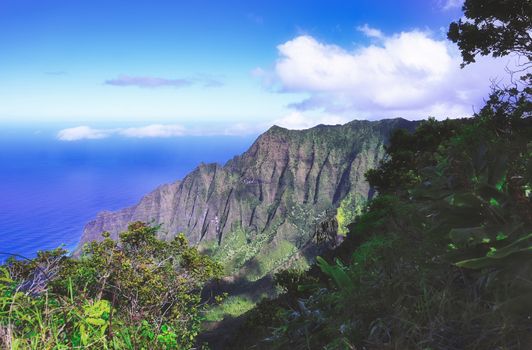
79, 118, 418, 272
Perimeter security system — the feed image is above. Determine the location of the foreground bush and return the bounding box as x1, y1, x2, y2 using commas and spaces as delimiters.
0, 222, 222, 349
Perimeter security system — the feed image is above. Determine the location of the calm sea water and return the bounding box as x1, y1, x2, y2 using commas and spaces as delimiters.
0, 128, 255, 260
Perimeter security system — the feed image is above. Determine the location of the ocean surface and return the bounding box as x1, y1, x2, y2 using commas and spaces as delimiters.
0, 127, 256, 260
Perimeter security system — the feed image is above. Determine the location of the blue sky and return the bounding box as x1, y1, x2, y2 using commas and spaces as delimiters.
0, 0, 515, 138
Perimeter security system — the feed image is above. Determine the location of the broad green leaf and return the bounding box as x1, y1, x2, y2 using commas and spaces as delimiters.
455, 247, 532, 269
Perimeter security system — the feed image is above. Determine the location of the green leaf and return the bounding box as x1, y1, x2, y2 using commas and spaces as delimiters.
86, 317, 106, 326
486, 233, 532, 259
316, 256, 353, 290
455, 233, 532, 269
489, 198, 500, 207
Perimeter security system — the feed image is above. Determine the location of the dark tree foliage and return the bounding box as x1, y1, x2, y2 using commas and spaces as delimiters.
227, 88, 532, 350
365, 117, 465, 192
448, 0, 532, 67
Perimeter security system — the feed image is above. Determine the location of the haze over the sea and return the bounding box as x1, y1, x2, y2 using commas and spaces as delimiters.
0, 127, 255, 259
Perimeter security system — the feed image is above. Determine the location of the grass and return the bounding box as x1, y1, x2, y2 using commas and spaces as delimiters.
246, 240, 298, 281
203, 296, 256, 322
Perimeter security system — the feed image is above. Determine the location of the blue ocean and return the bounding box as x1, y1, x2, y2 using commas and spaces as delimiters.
0, 127, 256, 260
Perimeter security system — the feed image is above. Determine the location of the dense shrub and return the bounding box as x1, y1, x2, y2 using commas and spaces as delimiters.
0, 222, 222, 349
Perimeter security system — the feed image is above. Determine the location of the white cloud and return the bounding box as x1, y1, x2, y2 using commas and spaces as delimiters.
57, 126, 112, 141
119, 124, 186, 138
441, 0, 463, 10
57, 124, 186, 141
272, 112, 348, 130
357, 24, 384, 39
262, 30, 516, 119
56, 116, 354, 142
205, 112, 350, 134
218, 122, 261, 136
57, 123, 264, 141
216, 112, 350, 134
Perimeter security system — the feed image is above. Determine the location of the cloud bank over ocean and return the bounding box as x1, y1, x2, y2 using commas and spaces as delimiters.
57, 113, 351, 141
57, 125, 186, 141
57, 126, 112, 141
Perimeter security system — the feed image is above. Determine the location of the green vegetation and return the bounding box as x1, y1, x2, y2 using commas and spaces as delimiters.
336, 193, 364, 236
209, 222, 305, 281
448, 0, 531, 67
2, 2, 530, 349
227, 10, 532, 343
228, 88, 532, 349
246, 240, 299, 281
210, 226, 275, 275
203, 296, 256, 322
0, 222, 221, 349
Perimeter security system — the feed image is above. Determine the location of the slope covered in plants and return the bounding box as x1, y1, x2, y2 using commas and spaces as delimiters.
227, 91, 532, 349
80, 119, 416, 281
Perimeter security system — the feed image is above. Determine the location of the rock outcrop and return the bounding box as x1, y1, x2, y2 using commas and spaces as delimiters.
79, 119, 417, 269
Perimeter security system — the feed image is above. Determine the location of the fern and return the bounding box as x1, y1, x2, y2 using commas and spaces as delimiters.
316, 256, 353, 291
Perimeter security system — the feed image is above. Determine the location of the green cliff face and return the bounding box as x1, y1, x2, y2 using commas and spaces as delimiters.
226, 105, 532, 350
79, 118, 417, 275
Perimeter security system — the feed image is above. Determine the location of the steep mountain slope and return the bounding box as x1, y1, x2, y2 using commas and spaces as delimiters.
79, 119, 416, 273
225, 110, 532, 350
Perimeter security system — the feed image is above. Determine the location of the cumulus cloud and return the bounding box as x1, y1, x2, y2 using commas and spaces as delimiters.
357, 24, 384, 39
104, 75, 224, 89
259, 30, 515, 119
119, 124, 186, 138
57, 126, 112, 141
